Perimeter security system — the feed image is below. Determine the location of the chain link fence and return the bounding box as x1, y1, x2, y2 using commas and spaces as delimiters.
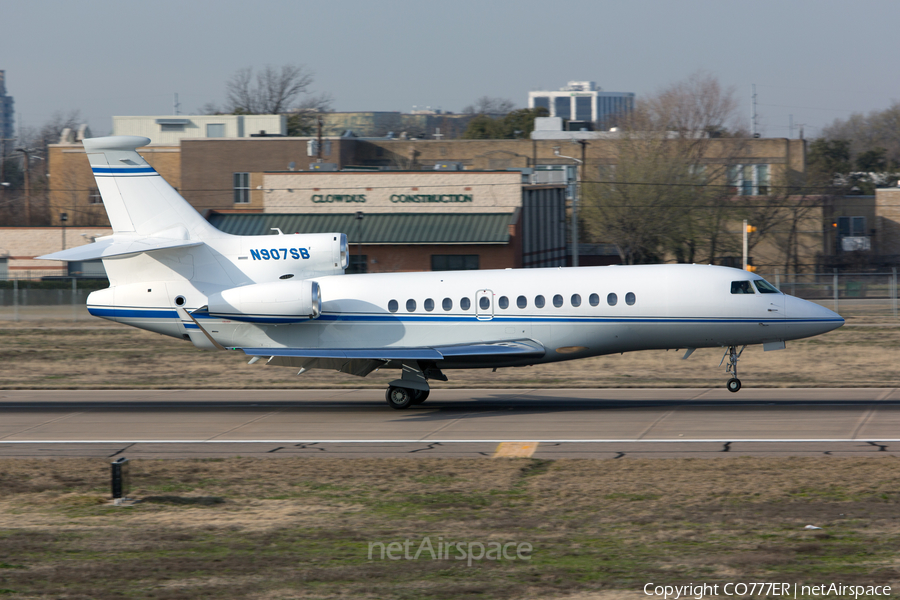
762, 271, 898, 320
1, 271, 898, 321
0, 278, 107, 321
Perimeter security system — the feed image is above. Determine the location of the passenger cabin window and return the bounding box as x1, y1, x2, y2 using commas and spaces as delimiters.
479, 296, 490, 310
388, 299, 399, 313
535, 295, 545, 308
753, 280, 780, 294
498, 296, 509, 309
442, 298, 453, 311
589, 293, 600, 307
607, 293, 617, 306
517, 295, 527, 309
625, 292, 636, 306
571, 294, 581, 307
460, 297, 471, 310
553, 294, 563, 308
731, 281, 755, 294
406, 299, 417, 312
424, 298, 435, 312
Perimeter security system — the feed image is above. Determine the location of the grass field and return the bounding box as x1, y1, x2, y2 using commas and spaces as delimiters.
2, 317, 899, 599
0, 317, 897, 389
0, 457, 898, 599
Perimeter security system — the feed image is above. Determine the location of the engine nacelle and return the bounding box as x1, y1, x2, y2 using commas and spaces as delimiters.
207, 280, 321, 322
241, 232, 349, 277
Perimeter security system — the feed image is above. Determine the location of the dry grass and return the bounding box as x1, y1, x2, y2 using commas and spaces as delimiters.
0, 457, 899, 598
0, 318, 897, 389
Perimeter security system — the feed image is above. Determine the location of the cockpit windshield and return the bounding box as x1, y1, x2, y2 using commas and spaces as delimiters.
730, 281, 755, 294
753, 279, 781, 294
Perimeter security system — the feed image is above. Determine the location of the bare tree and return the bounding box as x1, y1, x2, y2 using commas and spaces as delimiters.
583, 72, 746, 264
225, 65, 321, 115
462, 96, 516, 115
286, 92, 335, 136
822, 101, 900, 169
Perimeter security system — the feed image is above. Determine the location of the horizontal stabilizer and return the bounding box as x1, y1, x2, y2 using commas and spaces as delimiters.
37, 237, 203, 261
241, 339, 545, 362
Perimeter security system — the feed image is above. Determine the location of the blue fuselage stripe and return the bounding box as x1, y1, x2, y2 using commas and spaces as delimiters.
87, 306, 841, 326
91, 167, 157, 174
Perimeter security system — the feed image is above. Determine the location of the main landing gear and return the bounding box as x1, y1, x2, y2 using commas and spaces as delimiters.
385, 386, 429, 410
721, 345, 745, 393
384, 362, 439, 409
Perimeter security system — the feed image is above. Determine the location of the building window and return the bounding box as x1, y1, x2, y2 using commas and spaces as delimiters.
347, 255, 367, 274
575, 96, 592, 121
207, 123, 225, 137
431, 255, 479, 271
233, 172, 250, 204
533, 96, 550, 112
554, 97, 571, 120
88, 187, 102, 205
728, 164, 770, 196
160, 123, 185, 132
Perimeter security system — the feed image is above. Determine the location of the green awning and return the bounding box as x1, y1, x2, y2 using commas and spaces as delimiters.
208, 212, 517, 245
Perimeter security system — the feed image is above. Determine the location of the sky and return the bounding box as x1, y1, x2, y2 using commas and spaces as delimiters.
2, 0, 898, 139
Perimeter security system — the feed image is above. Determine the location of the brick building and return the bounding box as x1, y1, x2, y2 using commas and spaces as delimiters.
43, 131, 837, 274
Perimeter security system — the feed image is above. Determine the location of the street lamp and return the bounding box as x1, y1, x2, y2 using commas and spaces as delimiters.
554, 143, 587, 267
15, 148, 31, 226
355, 211, 364, 273
60, 212, 68, 250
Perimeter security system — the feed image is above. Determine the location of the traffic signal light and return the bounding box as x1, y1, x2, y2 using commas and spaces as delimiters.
746, 224, 757, 233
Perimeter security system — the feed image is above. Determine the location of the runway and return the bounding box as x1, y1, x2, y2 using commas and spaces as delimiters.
1, 388, 899, 459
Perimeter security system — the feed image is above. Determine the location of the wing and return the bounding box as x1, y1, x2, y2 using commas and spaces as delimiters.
240, 339, 546, 363
240, 340, 546, 377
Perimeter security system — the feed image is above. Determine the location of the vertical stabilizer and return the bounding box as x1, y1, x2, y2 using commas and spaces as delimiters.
83, 136, 219, 239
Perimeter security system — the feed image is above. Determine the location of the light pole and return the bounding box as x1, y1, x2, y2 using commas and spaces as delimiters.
355, 211, 364, 273
60, 212, 68, 250
554, 143, 586, 267
15, 148, 30, 226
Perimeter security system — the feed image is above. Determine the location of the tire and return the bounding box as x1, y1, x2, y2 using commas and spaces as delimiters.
411, 389, 430, 405
385, 386, 414, 409
726, 378, 742, 393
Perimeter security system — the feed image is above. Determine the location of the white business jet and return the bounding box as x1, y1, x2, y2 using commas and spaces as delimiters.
40, 136, 843, 408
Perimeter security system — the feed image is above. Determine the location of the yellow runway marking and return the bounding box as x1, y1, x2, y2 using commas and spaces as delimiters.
492, 442, 538, 458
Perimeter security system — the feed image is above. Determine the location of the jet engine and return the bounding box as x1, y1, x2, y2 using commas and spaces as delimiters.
207, 279, 321, 322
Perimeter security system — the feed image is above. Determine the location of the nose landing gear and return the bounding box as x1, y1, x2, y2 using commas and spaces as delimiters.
721, 345, 745, 393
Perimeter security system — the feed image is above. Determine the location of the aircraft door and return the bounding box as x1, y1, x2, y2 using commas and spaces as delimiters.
475, 289, 494, 321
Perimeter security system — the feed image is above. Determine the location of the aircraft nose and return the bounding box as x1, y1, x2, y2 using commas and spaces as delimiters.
784, 294, 844, 334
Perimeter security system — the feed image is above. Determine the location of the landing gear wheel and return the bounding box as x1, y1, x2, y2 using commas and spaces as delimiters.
411, 389, 430, 405
385, 386, 414, 409
721, 345, 746, 394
